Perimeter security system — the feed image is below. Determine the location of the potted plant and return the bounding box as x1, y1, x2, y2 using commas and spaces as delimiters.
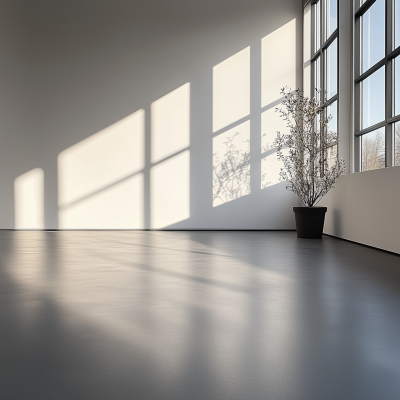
274, 88, 346, 238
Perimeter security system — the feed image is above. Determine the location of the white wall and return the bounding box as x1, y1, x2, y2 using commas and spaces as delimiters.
322, 167, 400, 254
0, 0, 302, 230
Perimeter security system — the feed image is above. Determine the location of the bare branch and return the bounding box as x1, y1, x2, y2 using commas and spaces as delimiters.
274, 87, 346, 207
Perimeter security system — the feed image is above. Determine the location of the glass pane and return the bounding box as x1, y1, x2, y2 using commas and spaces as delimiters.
361, 128, 385, 171
316, 110, 321, 142
314, 1, 321, 52
327, 101, 337, 136
326, 102, 338, 169
326, 0, 337, 39
396, 0, 400, 49
326, 39, 337, 100
395, 57, 400, 116
395, 122, 400, 166
314, 57, 321, 102
362, 67, 385, 129
362, 0, 385, 73
327, 144, 338, 169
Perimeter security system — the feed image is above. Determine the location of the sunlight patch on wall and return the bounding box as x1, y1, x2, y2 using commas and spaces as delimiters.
261, 108, 287, 153
261, 156, 281, 188
59, 174, 144, 229
151, 83, 190, 163
14, 168, 44, 229
58, 109, 145, 208
261, 109, 286, 188
151, 151, 190, 229
213, 47, 250, 132
262, 19, 296, 107
213, 121, 250, 207
262, 147, 290, 190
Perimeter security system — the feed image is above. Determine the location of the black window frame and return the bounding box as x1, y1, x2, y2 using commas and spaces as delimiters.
311, 0, 339, 151
354, 0, 400, 171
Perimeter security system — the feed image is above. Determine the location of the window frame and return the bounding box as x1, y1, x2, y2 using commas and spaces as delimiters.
354, 0, 400, 171
311, 0, 339, 149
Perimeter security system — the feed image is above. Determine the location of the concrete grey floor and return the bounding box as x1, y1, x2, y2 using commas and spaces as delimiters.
0, 231, 400, 400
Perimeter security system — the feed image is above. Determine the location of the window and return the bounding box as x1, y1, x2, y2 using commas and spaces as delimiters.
311, 0, 338, 153
355, 0, 400, 171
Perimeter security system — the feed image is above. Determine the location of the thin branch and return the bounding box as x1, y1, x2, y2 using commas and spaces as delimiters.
273, 87, 346, 207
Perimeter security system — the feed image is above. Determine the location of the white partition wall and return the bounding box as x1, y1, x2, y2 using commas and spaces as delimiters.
0, 0, 302, 230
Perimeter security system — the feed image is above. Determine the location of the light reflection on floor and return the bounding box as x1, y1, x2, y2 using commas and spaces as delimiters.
1, 231, 400, 400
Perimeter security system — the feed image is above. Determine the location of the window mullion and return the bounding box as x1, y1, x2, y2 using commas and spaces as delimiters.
311, 2, 316, 97
354, 6, 362, 171
321, 0, 325, 103
386, 0, 394, 166
355, 0, 379, 18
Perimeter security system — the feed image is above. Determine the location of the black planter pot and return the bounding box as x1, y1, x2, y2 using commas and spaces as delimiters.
293, 206, 327, 239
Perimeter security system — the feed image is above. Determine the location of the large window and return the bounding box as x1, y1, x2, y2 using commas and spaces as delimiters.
355, 0, 400, 171
311, 0, 338, 154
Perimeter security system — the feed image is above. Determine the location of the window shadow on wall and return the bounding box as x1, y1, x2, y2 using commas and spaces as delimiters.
9, 13, 300, 230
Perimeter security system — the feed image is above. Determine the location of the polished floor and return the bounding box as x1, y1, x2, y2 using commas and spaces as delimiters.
0, 231, 400, 400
